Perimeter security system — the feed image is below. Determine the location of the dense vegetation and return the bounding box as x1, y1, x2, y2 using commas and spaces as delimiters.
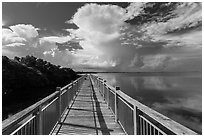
2, 55, 79, 120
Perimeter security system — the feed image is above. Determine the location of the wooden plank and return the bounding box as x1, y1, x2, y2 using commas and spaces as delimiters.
51, 77, 126, 135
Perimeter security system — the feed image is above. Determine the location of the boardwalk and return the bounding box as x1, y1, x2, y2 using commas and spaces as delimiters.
2, 75, 198, 135
51, 77, 126, 135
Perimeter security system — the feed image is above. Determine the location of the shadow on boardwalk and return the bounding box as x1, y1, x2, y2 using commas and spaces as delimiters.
52, 78, 125, 135
91, 83, 111, 135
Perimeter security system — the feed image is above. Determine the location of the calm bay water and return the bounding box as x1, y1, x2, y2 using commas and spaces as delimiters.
96, 72, 202, 134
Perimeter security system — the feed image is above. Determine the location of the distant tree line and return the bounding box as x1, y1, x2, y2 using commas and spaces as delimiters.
2, 55, 79, 120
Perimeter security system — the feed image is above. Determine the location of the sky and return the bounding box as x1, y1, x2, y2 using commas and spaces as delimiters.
2, 2, 202, 72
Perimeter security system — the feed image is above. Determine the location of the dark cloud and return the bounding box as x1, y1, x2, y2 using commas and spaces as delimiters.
166, 22, 202, 35
125, 2, 179, 25
96, 2, 130, 8
56, 41, 83, 52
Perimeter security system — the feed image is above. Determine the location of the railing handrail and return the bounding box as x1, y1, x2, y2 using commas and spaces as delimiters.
90, 74, 198, 135
115, 89, 197, 135
2, 75, 84, 133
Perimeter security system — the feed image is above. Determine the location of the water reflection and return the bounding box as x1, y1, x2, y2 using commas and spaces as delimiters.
143, 77, 172, 90
97, 73, 202, 134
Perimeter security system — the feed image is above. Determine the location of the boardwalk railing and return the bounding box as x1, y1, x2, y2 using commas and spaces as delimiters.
2, 75, 86, 135
90, 74, 198, 135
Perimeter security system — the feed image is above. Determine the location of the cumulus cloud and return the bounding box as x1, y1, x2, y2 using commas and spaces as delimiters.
2, 28, 26, 46
66, 3, 127, 56
2, 24, 42, 58
2, 24, 84, 68
66, 3, 129, 68
2, 24, 39, 48
9, 24, 39, 39
68, 3, 125, 35
2, 24, 68, 65
68, 3, 127, 44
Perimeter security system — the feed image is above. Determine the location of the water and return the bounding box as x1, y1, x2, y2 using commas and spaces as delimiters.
96, 72, 202, 134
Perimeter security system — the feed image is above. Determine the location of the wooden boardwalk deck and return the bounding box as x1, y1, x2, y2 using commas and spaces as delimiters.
51, 77, 126, 135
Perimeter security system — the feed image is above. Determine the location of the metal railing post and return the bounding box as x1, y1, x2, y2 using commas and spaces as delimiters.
99, 78, 101, 92
75, 81, 77, 94
71, 81, 73, 100
73, 82, 75, 95
101, 80, 103, 94
133, 105, 139, 135
115, 87, 120, 122
79, 78, 80, 90
56, 87, 61, 122
103, 80, 106, 99
101, 79, 104, 94
37, 106, 43, 135
76, 81, 78, 93
98, 78, 100, 92
96, 77, 98, 88
96, 77, 97, 86
98, 78, 100, 89
107, 88, 109, 107
77, 80, 79, 92
100, 79, 102, 93
98, 78, 99, 88
67, 86, 70, 107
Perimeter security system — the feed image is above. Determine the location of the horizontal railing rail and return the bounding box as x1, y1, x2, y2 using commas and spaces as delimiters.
2, 75, 87, 135
90, 74, 198, 135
